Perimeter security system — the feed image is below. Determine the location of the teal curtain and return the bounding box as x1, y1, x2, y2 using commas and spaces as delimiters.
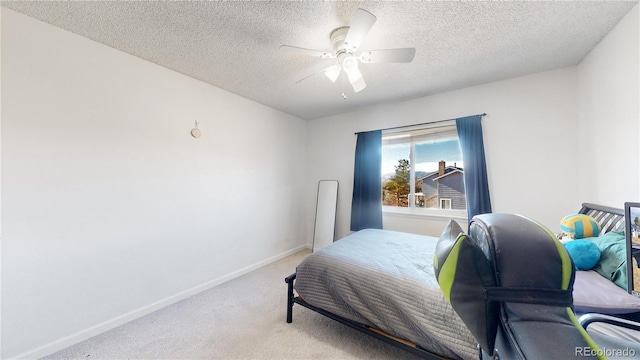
350, 130, 383, 231
456, 115, 492, 220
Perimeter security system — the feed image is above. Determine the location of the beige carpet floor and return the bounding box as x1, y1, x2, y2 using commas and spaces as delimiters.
43, 250, 424, 360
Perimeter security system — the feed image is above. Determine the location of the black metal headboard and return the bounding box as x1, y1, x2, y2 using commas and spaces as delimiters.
578, 202, 625, 233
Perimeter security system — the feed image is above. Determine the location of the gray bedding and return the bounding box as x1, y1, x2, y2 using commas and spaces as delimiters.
574, 270, 640, 314
294, 229, 477, 360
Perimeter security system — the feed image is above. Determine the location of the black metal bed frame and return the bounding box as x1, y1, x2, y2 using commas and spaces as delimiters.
578, 202, 625, 233
285, 273, 452, 360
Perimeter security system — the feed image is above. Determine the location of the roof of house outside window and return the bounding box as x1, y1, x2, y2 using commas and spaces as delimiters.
418, 165, 463, 182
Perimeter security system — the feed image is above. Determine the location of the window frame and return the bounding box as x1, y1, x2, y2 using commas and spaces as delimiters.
440, 198, 452, 209
381, 122, 468, 220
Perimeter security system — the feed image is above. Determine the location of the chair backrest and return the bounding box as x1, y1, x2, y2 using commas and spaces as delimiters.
435, 213, 605, 359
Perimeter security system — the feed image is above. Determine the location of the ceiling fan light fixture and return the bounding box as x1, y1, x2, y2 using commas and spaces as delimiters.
349, 72, 366, 93
341, 55, 359, 72
324, 64, 342, 83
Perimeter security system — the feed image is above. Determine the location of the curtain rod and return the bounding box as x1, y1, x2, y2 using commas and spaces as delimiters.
354, 113, 487, 135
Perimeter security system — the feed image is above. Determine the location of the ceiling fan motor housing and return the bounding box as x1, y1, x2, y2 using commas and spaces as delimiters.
330, 26, 359, 71
330, 26, 350, 54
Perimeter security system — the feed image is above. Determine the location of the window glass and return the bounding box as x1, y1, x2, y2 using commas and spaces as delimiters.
382, 124, 466, 211
440, 198, 452, 209
381, 143, 410, 207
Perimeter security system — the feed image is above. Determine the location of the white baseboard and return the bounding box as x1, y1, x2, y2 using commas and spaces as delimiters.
11, 245, 308, 360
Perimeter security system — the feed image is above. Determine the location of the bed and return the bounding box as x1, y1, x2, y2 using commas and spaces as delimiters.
285, 203, 640, 359
286, 228, 477, 359
573, 203, 640, 316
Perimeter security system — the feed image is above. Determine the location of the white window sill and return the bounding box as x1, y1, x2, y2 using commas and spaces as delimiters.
382, 206, 468, 221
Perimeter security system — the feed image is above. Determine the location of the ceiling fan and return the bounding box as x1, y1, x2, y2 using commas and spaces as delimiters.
279, 8, 416, 94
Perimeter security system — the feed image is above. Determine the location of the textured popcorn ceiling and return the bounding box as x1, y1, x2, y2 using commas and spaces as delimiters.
3, 1, 637, 120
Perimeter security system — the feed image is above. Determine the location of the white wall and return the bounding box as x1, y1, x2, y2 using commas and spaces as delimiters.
306, 4, 639, 247
307, 67, 581, 242
577, 4, 640, 207
1, 9, 307, 359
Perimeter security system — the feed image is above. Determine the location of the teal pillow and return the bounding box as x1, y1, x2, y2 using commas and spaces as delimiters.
584, 230, 627, 290
564, 240, 601, 270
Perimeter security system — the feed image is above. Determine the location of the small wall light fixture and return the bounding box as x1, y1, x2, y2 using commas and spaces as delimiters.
191, 120, 202, 138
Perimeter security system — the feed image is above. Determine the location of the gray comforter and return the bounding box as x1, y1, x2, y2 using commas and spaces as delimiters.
295, 229, 477, 360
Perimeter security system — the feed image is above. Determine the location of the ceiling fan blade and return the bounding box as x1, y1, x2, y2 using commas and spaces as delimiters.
323, 64, 342, 83
279, 45, 334, 59
345, 67, 366, 93
343, 9, 377, 53
359, 48, 416, 63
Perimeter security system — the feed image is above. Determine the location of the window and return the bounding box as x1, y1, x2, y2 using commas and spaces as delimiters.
381, 123, 467, 214
440, 198, 452, 209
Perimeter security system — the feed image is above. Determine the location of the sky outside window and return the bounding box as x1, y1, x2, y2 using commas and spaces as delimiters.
382, 139, 463, 176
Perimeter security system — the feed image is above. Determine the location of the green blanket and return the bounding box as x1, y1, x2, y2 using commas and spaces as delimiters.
586, 230, 627, 290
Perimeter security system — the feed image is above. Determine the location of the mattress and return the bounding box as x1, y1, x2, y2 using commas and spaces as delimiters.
294, 229, 477, 360
573, 270, 640, 314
